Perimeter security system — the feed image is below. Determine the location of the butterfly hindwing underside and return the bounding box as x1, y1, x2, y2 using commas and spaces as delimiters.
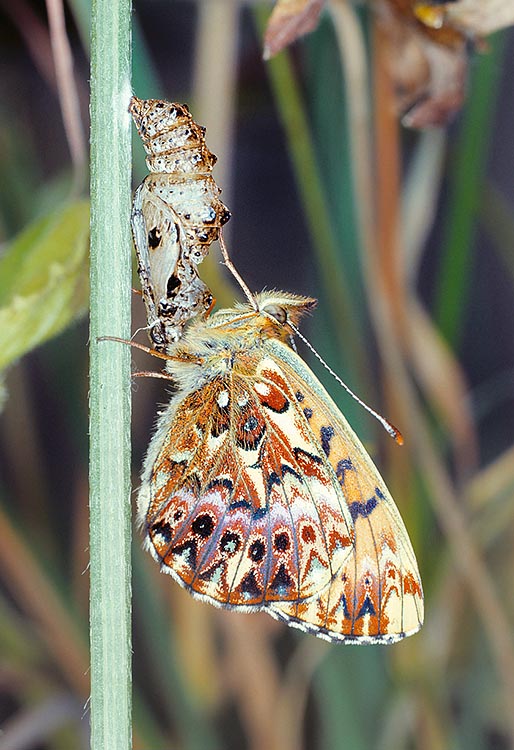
130, 96, 231, 348
138, 292, 423, 644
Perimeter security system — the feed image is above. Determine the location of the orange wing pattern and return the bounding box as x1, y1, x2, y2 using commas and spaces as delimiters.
262, 345, 423, 642
140, 335, 423, 643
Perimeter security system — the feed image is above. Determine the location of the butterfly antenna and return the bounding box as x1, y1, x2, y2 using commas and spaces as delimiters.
219, 230, 259, 311
288, 322, 404, 445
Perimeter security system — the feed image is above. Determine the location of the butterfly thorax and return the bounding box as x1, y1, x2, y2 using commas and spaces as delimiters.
164, 291, 316, 392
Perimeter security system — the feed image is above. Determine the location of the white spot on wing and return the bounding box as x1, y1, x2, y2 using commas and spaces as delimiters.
217, 390, 229, 408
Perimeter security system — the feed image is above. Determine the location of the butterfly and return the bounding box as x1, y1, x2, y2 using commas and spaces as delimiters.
138, 291, 424, 644
129, 96, 231, 349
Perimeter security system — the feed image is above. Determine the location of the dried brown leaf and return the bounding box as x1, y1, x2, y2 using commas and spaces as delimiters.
263, 0, 326, 59
377, 0, 469, 127
401, 40, 468, 127
377, 0, 514, 126
436, 0, 514, 36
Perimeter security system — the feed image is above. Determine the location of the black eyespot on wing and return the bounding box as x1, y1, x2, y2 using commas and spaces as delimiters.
244, 415, 259, 431
191, 514, 215, 538
274, 532, 289, 552
235, 412, 266, 450
249, 539, 266, 562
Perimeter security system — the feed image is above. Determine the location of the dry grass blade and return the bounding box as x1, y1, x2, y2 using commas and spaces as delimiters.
0, 693, 83, 750
331, 1, 514, 741
405, 300, 479, 478
263, 0, 325, 59
218, 611, 282, 750
0, 506, 89, 696
276, 638, 329, 750
401, 129, 447, 281
45, 0, 87, 190
193, 0, 241, 289
467, 444, 514, 512
0, 0, 56, 89
167, 584, 221, 708
466, 445, 514, 549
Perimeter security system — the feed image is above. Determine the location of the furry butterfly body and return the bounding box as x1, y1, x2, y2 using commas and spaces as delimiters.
139, 292, 423, 644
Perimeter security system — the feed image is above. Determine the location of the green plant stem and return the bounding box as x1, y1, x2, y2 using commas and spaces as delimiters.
89, 0, 132, 748
252, 7, 366, 385
433, 35, 506, 346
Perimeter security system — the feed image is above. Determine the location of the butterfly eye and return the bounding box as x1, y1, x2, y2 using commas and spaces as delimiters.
263, 304, 287, 324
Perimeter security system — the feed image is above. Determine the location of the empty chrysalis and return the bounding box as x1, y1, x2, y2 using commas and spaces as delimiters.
130, 96, 231, 349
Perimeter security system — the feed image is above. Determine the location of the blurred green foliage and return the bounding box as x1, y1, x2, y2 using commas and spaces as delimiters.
0, 201, 89, 371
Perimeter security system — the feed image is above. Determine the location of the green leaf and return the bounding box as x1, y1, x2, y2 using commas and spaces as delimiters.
0, 201, 90, 371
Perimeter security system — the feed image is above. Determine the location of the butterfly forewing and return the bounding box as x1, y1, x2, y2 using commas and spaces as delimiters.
263, 339, 423, 642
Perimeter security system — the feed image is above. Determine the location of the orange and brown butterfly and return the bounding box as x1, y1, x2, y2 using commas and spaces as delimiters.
129, 96, 231, 349
138, 291, 423, 644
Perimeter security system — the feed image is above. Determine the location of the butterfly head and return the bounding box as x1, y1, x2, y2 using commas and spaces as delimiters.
207, 291, 316, 341
256, 291, 317, 332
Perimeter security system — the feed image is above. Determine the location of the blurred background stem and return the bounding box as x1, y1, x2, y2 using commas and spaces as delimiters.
433, 35, 506, 347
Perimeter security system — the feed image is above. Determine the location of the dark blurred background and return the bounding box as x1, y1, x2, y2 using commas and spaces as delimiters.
1, 1, 514, 748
